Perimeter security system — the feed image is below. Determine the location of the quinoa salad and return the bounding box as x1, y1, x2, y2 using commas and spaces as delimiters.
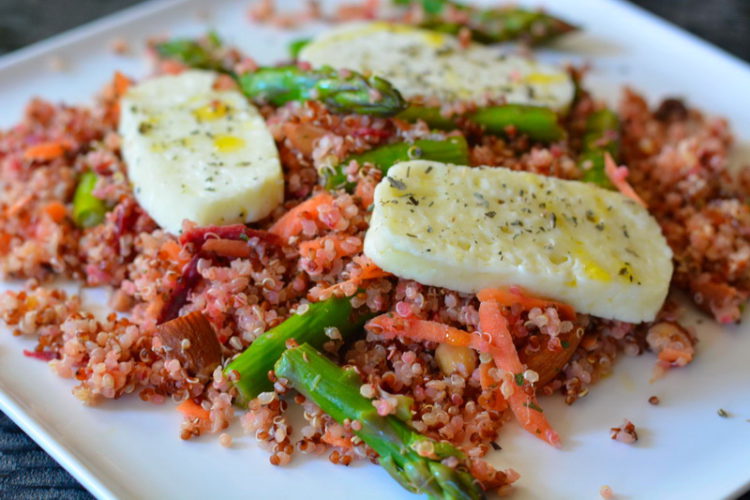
1, 1, 749, 498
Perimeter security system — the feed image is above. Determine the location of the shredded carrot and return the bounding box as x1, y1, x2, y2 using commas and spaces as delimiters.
0, 232, 11, 254
23, 141, 68, 161
145, 295, 164, 320
658, 347, 693, 367
113, 71, 131, 97
176, 399, 210, 421
318, 256, 391, 297
43, 201, 67, 223
212, 74, 239, 91
269, 192, 334, 241
202, 238, 253, 259
604, 153, 647, 208
321, 428, 353, 449
367, 315, 490, 352
354, 256, 391, 281
159, 240, 183, 262
160, 59, 187, 75
477, 286, 576, 320
478, 298, 560, 448
479, 363, 508, 412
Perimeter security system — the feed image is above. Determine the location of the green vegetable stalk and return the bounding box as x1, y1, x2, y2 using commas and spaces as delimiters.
578, 109, 620, 188
288, 38, 311, 59
275, 343, 485, 500
397, 106, 457, 130
469, 105, 565, 142
238, 65, 407, 117
325, 136, 470, 190
154, 38, 406, 117
393, 0, 577, 45
399, 104, 565, 142
72, 172, 107, 228
225, 297, 370, 404
154, 36, 225, 72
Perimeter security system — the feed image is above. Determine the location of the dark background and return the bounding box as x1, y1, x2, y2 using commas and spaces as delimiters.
0, 1, 749, 499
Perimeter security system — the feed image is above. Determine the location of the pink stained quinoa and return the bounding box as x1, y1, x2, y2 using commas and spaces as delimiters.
0, 56, 748, 496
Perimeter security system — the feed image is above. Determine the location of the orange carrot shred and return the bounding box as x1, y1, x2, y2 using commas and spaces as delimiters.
43, 201, 67, 223
113, 71, 131, 97
176, 399, 210, 421
604, 153, 647, 208
269, 192, 334, 242
317, 257, 391, 298
478, 298, 561, 448
368, 306, 560, 447
0, 232, 11, 254
477, 286, 576, 320
23, 141, 68, 161
321, 428, 353, 449
158, 240, 183, 262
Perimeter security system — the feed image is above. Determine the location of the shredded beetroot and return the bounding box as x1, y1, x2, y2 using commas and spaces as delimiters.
179, 224, 281, 250
23, 349, 58, 361
113, 198, 139, 237
158, 254, 203, 324
160, 225, 281, 324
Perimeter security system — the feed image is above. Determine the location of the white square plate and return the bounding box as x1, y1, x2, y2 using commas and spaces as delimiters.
1, 1, 749, 499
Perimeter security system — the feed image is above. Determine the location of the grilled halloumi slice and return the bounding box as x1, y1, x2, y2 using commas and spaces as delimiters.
119, 70, 283, 234
299, 22, 575, 110
364, 161, 673, 323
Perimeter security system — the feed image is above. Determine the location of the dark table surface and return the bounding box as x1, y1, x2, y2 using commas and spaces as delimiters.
0, 1, 749, 499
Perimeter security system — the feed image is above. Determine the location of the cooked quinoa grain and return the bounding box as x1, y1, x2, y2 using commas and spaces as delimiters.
0, 39, 747, 495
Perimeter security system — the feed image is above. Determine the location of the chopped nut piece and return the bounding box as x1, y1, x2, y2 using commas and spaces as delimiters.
155, 311, 222, 380
435, 343, 476, 376
646, 321, 695, 367
522, 328, 583, 386
610, 419, 638, 444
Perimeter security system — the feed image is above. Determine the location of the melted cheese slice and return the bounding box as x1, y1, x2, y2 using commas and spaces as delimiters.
119, 70, 283, 234
299, 22, 575, 110
364, 161, 673, 322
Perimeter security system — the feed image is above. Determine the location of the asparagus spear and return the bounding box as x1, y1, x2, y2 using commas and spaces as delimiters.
397, 106, 457, 130
469, 104, 565, 142
72, 172, 107, 228
225, 297, 370, 404
578, 109, 620, 189
288, 38, 311, 59
238, 65, 407, 117
399, 104, 565, 142
154, 38, 406, 117
154, 36, 225, 72
393, 0, 577, 45
275, 343, 484, 500
325, 136, 470, 190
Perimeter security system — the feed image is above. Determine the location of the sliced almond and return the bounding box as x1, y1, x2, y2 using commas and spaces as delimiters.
521, 330, 583, 386
156, 311, 222, 380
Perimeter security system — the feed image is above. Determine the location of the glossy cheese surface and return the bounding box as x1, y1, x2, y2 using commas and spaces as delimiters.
364, 161, 673, 322
300, 22, 575, 110
119, 70, 283, 234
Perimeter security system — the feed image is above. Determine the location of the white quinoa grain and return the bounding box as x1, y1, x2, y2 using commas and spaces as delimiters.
219, 433, 232, 447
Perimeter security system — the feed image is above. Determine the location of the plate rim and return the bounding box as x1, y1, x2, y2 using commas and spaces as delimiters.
0, 0, 749, 499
